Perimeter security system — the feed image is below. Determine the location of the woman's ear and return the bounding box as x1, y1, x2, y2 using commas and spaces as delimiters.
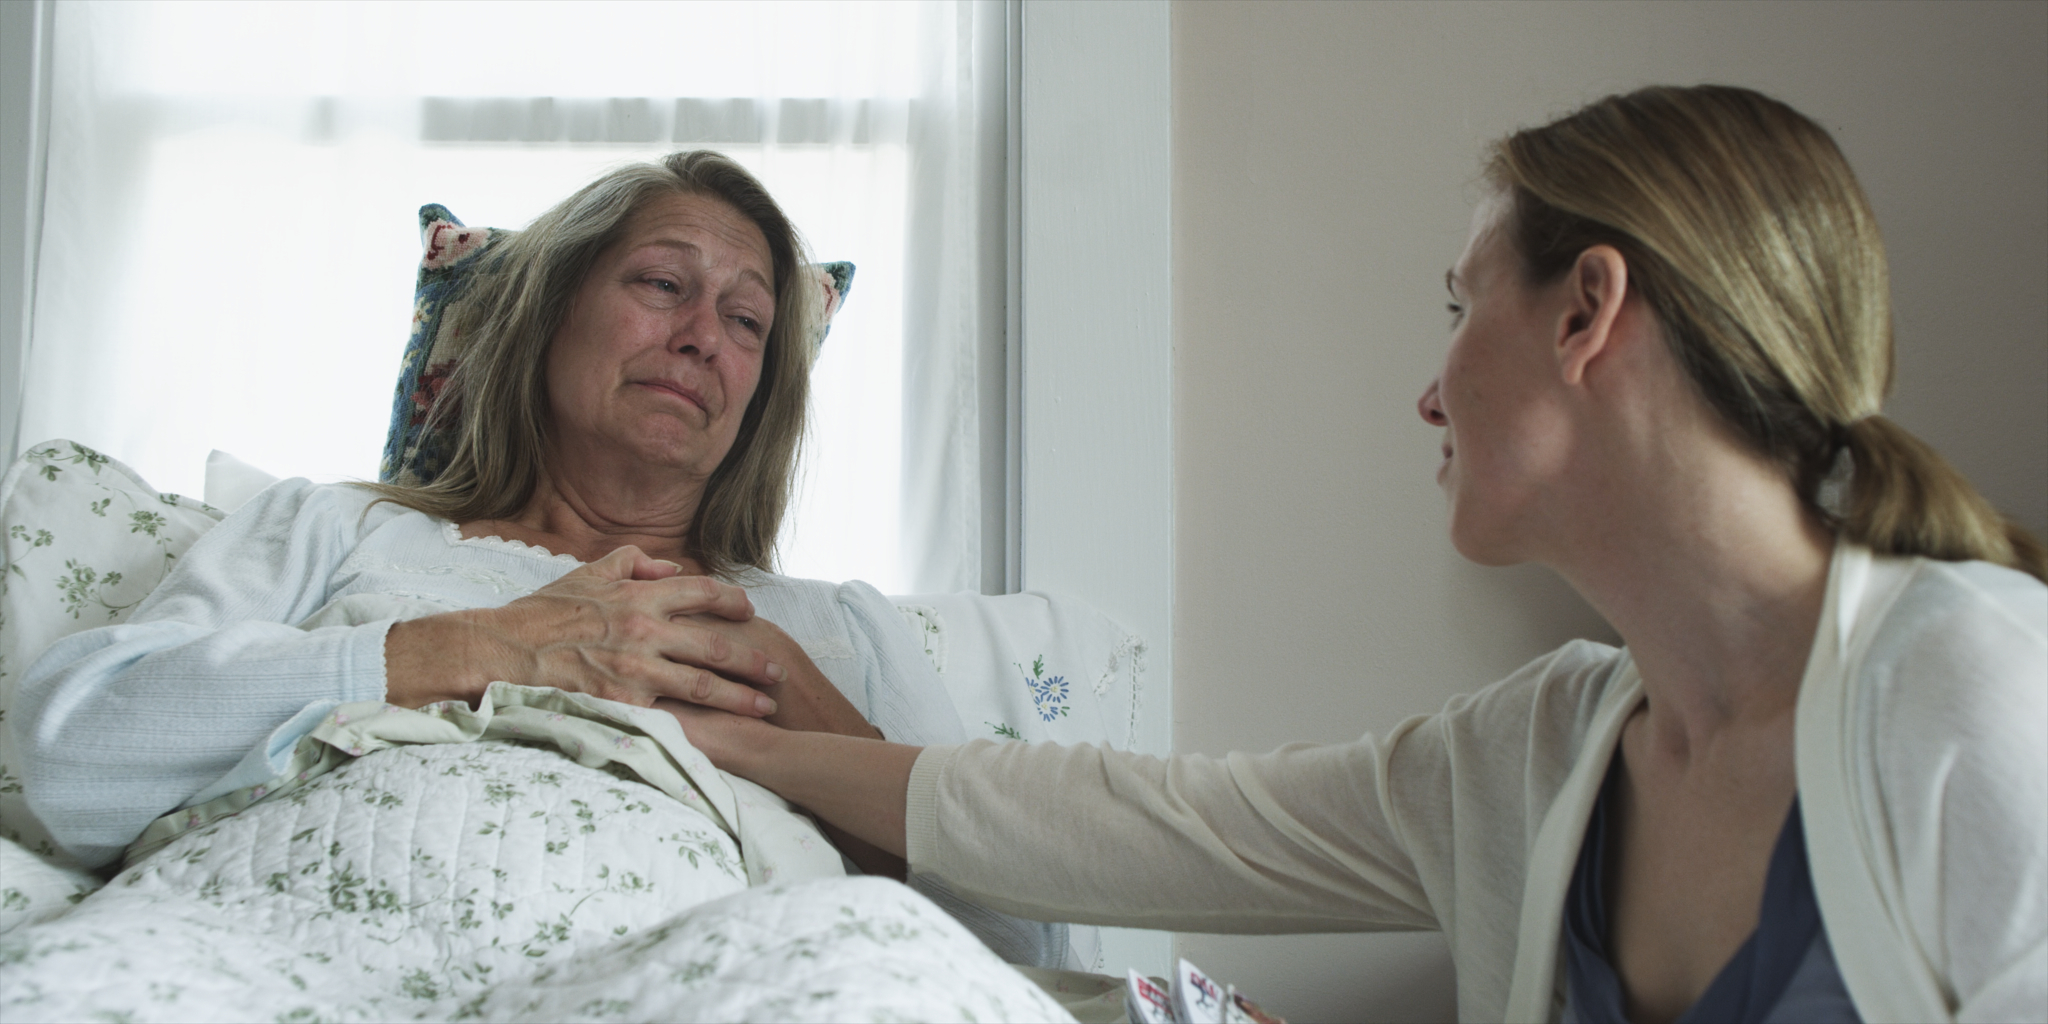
1555, 245, 1630, 386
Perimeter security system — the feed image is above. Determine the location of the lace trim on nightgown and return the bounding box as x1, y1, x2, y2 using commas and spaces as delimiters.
439, 520, 585, 567
437, 520, 799, 587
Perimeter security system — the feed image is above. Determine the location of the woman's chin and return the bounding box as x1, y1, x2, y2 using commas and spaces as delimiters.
550, 435, 724, 487
1447, 514, 1525, 568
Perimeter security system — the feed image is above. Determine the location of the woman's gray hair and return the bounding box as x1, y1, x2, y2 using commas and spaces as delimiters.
362, 151, 814, 577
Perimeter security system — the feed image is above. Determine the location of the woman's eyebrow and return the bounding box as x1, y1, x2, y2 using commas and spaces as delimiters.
1445, 268, 1460, 298
634, 239, 772, 294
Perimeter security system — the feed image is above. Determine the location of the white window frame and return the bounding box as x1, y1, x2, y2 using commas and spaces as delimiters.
1013, 0, 1174, 978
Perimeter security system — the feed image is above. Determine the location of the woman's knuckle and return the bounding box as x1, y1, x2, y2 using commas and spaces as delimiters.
618, 611, 657, 642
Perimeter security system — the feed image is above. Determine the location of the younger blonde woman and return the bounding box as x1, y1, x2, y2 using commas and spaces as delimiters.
674, 86, 2047, 1023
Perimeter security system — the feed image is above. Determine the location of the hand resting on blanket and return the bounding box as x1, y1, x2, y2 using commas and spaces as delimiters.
671, 703, 920, 860
643, 609, 896, 876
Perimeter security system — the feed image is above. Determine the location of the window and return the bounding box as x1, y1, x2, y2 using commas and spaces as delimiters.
16, 0, 1005, 593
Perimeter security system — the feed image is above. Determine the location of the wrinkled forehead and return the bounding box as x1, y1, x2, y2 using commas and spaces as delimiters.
616, 191, 776, 291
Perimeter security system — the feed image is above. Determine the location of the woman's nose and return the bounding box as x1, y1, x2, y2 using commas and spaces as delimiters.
670, 303, 724, 360
1418, 378, 1448, 426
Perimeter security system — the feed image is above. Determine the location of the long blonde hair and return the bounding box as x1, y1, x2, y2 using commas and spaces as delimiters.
363, 151, 813, 577
1490, 85, 2044, 581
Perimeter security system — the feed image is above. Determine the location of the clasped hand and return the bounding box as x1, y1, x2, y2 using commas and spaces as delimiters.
386, 545, 782, 717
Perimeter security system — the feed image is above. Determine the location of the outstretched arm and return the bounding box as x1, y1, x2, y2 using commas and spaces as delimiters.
675, 706, 1454, 936
665, 705, 919, 859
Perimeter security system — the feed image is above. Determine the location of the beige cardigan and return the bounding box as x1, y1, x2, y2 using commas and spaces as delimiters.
906, 545, 2046, 1022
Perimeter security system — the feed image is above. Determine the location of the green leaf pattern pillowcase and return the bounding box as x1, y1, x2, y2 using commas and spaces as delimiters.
0, 441, 226, 868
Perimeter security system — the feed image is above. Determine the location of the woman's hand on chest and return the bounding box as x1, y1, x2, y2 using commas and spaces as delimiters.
663, 611, 881, 741
383, 544, 785, 716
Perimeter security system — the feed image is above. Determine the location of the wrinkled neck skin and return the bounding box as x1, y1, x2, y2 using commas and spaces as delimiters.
1546, 330, 1833, 764
464, 444, 709, 571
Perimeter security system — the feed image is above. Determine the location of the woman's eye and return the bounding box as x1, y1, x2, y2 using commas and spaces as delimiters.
733, 316, 764, 336
1446, 302, 1466, 326
648, 278, 679, 293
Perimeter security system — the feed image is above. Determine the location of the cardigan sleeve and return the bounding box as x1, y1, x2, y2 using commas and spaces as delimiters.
1861, 560, 2047, 1022
903, 640, 1627, 940
900, 638, 1631, 1019
9, 479, 394, 866
904, 733, 1442, 934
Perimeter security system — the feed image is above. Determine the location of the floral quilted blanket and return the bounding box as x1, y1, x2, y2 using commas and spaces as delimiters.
0, 686, 1073, 1022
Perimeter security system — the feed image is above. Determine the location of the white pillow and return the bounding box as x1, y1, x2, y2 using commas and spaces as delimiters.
0, 441, 225, 869
203, 448, 283, 513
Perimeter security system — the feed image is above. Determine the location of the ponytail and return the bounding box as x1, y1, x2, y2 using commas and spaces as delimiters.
1490, 86, 2045, 585
1841, 416, 2047, 582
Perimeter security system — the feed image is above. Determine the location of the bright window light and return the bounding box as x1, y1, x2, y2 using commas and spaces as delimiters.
32, 0, 923, 590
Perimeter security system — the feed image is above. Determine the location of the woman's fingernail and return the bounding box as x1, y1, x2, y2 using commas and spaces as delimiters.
755, 694, 778, 716
765, 661, 788, 682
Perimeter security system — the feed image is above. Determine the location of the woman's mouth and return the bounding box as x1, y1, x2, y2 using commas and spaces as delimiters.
637, 380, 707, 414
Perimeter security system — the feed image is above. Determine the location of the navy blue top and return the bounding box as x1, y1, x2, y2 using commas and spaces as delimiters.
1561, 762, 1862, 1024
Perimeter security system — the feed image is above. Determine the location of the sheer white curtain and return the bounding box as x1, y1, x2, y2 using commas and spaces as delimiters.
18, 0, 1005, 594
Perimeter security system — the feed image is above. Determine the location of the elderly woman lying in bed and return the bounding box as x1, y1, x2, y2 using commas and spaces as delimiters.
3, 152, 1075, 1023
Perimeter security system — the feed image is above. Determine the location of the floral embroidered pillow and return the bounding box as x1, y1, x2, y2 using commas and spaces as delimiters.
891, 590, 1143, 975
0, 440, 226, 869
381, 204, 856, 488
892, 591, 1144, 750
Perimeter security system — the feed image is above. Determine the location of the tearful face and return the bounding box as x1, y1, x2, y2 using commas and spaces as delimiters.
544, 192, 777, 483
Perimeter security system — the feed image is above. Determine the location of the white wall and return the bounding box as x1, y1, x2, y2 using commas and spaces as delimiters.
1170, 2, 2046, 1021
